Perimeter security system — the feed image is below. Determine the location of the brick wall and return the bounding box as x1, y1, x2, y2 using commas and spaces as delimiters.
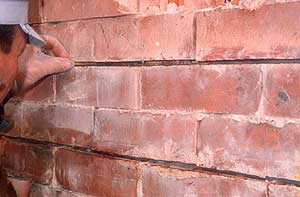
1, 0, 300, 196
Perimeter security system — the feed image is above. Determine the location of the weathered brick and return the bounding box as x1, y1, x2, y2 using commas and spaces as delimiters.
30, 0, 137, 23
22, 103, 93, 147
28, 0, 42, 23
184, 0, 224, 9
141, 65, 261, 114
0, 165, 17, 197
56, 67, 139, 109
55, 148, 140, 196
39, 11, 194, 61
265, 64, 300, 118
2, 140, 53, 184
94, 109, 197, 162
196, 2, 300, 61
30, 184, 92, 197
138, 11, 194, 60
197, 115, 300, 180
268, 184, 300, 197
140, 0, 221, 12
142, 165, 266, 196
3, 100, 23, 137
0, 138, 6, 161
16, 76, 54, 102
139, 0, 168, 12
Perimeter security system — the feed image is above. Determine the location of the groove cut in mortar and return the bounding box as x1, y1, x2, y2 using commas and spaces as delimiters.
2, 136, 300, 188
74, 59, 300, 67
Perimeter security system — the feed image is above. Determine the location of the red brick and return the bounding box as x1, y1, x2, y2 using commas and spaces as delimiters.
39, 11, 194, 61
30, 184, 92, 197
55, 148, 140, 196
31, 0, 137, 23
184, 0, 224, 9
141, 65, 261, 114
16, 76, 54, 102
2, 140, 53, 184
196, 2, 300, 61
265, 64, 300, 118
56, 67, 139, 109
138, 11, 194, 60
3, 100, 23, 137
0, 166, 17, 197
94, 109, 197, 162
30, 184, 57, 197
142, 165, 266, 196
22, 103, 93, 147
197, 115, 300, 180
268, 184, 300, 197
169, 0, 184, 5
28, 0, 42, 23
139, 0, 168, 12
0, 138, 6, 161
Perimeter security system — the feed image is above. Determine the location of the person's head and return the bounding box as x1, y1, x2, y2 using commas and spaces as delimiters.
0, 0, 45, 103
0, 24, 28, 103
0, 25, 27, 57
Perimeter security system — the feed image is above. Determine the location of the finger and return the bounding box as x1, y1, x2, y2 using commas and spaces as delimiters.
42, 56, 74, 75
41, 35, 70, 58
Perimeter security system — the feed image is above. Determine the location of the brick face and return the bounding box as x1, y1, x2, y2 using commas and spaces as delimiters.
56, 67, 139, 109
3, 100, 23, 137
196, 2, 300, 61
197, 115, 300, 180
39, 11, 194, 61
142, 165, 267, 196
141, 65, 261, 114
55, 148, 140, 196
29, 0, 137, 23
2, 140, 53, 184
265, 64, 300, 118
16, 76, 54, 102
22, 103, 94, 147
94, 109, 197, 162
184, 0, 225, 9
8, 1, 300, 196
30, 184, 92, 197
268, 184, 300, 197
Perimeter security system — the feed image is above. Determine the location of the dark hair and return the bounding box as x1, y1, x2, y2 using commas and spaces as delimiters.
0, 25, 16, 54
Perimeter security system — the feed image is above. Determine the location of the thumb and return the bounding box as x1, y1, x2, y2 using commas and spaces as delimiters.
42, 56, 74, 76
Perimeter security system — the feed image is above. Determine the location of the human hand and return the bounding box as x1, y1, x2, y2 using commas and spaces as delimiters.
16, 35, 74, 92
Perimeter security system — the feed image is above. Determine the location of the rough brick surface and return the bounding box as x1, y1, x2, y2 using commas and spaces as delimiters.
16, 76, 54, 102
29, 0, 137, 23
94, 109, 197, 162
2, 140, 53, 184
55, 148, 140, 196
39, 11, 194, 61
0, 166, 17, 197
22, 103, 94, 147
0, 138, 6, 160
3, 100, 23, 137
141, 65, 261, 114
30, 184, 92, 197
56, 67, 139, 109
196, 2, 300, 61
184, 0, 225, 9
268, 184, 300, 197
142, 165, 267, 196
265, 64, 300, 118
197, 115, 300, 180
139, 0, 167, 12
28, 0, 42, 23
